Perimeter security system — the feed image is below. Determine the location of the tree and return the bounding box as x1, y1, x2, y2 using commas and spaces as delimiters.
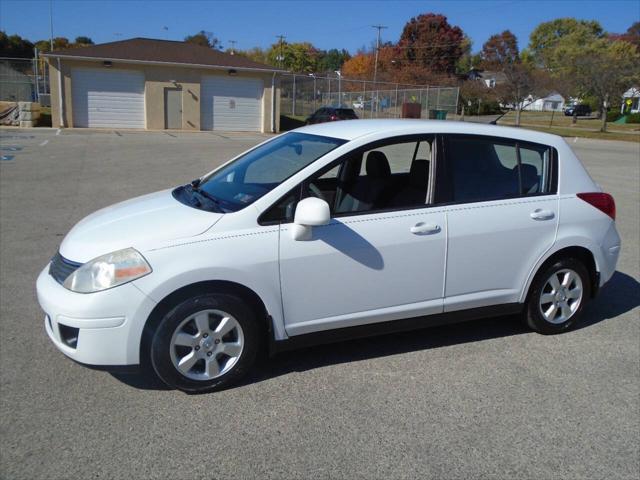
53, 37, 70, 50
317, 49, 351, 73
237, 47, 270, 65
481, 30, 519, 67
480, 30, 536, 126
341, 52, 373, 78
565, 39, 639, 131
397, 13, 466, 75
0, 31, 34, 57
184, 31, 220, 50
609, 21, 640, 51
528, 18, 604, 70
266, 41, 319, 73
74, 36, 94, 46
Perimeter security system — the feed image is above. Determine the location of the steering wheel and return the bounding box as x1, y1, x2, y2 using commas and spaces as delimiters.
307, 182, 327, 201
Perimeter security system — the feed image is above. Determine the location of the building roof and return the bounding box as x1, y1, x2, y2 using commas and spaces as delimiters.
44, 37, 284, 72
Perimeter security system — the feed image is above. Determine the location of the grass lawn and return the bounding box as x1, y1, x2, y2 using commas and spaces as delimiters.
498, 111, 640, 142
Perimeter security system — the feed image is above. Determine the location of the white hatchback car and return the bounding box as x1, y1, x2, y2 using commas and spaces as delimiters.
37, 120, 621, 392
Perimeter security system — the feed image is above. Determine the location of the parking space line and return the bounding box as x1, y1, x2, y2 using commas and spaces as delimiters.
40, 140, 49, 146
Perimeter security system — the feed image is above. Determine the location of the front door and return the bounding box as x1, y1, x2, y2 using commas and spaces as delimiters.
278, 136, 446, 336
164, 87, 182, 129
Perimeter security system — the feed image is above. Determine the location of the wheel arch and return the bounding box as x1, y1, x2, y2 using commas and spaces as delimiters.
140, 280, 272, 367
521, 244, 599, 304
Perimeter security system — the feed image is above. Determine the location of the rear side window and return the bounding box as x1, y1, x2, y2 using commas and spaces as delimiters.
441, 135, 552, 203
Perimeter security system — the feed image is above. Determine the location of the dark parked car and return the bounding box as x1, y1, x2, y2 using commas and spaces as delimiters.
564, 104, 592, 116
306, 107, 358, 125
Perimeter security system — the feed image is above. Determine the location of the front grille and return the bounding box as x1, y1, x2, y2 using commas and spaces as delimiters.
49, 252, 82, 285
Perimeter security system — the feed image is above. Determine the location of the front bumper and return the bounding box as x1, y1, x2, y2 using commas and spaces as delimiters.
36, 266, 157, 366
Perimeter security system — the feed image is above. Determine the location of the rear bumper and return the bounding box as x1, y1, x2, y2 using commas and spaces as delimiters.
37, 266, 157, 365
597, 223, 621, 287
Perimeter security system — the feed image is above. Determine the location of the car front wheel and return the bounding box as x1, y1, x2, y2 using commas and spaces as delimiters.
525, 258, 591, 334
150, 293, 261, 392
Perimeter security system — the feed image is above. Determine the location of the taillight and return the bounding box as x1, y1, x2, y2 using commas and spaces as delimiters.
577, 192, 616, 220
329, 115, 338, 121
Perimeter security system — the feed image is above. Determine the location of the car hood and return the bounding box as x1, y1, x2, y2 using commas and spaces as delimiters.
59, 189, 222, 262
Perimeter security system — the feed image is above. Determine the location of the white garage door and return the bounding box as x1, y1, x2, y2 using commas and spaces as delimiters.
72, 69, 145, 128
201, 75, 263, 131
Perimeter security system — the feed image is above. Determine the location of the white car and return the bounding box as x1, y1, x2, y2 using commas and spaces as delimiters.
37, 120, 621, 392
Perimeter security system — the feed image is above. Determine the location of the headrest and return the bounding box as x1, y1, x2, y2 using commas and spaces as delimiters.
366, 151, 391, 178
409, 159, 429, 188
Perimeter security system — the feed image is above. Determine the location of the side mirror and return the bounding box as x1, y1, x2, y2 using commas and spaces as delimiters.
291, 197, 330, 241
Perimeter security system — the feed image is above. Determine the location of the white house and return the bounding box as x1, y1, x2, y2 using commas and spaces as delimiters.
621, 87, 640, 114
521, 92, 565, 112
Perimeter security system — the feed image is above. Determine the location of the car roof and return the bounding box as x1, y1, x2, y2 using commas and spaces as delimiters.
294, 119, 564, 145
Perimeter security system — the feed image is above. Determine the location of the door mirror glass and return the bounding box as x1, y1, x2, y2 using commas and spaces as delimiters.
291, 197, 330, 240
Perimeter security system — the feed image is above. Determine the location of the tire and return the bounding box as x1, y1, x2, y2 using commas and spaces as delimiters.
525, 257, 591, 335
150, 293, 262, 393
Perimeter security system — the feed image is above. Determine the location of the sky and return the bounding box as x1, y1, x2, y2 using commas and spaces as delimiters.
1, 0, 638, 54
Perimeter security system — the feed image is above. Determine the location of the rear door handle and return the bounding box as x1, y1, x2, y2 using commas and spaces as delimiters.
410, 222, 440, 234
530, 209, 555, 220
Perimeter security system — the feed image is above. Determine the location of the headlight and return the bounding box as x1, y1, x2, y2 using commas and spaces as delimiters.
63, 248, 152, 293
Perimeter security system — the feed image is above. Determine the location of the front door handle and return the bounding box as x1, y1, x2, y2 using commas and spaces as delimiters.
530, 209, 555, 220
410, 222, 440, 235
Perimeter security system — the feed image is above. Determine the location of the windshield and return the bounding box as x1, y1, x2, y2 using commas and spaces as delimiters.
181, 132, 345, 213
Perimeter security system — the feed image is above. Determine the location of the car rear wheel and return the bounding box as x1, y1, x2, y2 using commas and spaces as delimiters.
525, 258, 591, 334
150, 293, 261, 392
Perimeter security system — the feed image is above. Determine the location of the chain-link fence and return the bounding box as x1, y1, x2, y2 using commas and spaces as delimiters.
0, 57, 50, 103
280, 73, 459, 120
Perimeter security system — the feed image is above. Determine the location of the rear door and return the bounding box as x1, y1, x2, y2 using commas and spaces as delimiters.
438, 134, 559, 311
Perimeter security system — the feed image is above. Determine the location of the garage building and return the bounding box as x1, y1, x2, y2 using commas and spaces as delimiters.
45, 38, 283, 132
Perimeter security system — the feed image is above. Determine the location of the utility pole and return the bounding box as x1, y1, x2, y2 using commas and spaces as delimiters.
276, 35, 286, 68
229, 40, 237, 55
371, 24, 387, 116
49, 0, 54, 51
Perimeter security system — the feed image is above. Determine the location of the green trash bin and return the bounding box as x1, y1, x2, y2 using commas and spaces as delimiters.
435, 110, 447, 120
428, 109, 448, 120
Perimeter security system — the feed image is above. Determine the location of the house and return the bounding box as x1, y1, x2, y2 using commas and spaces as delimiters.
44, 38, 284, 132
521, 92, 565, 112
621, 87, 640, 114
477, 70, 507, 88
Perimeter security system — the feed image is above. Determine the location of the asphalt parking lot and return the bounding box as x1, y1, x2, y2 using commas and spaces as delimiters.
1, 127, 638, 479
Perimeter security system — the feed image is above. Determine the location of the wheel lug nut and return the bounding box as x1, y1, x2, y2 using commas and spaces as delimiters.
194, 346, 200, 351
203, 333, 208, 338
207, 352, 212, 357
214, 339, 220, 344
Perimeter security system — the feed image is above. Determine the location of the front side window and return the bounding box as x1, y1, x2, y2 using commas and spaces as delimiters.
261, 136, 434, 223
176, 132, 345, 213
442, 135, 551, 203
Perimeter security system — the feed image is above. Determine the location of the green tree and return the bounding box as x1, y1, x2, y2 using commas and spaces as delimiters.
267, 41, 319, 72
317, 49, 351, 73
398, 13, 466, 75
236, 47, 270, 65
184, 31, 221, 50
564, 38, 639, 131
528, 18, 604, 70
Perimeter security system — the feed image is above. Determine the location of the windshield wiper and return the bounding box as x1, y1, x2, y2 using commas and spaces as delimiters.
187, 180, 223, 212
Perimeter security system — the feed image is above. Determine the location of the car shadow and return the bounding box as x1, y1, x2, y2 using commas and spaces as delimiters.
110, 271, 639, 391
